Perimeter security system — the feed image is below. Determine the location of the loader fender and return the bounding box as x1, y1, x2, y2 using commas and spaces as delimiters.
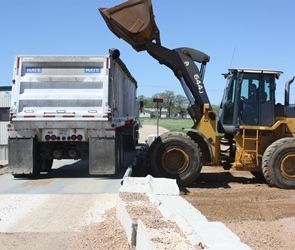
185, 129, 213, 164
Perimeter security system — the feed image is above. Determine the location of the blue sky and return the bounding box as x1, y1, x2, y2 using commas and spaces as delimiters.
0, 0, 294, 104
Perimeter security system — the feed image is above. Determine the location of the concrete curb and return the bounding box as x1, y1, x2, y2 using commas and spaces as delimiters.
117, 175, 250, 250
120, 176, 179, 195
116, 197, 137, 248
136, 220, 155, 250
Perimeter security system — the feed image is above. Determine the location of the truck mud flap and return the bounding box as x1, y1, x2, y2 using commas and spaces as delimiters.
99, 0, 160, 51
8, 138, 35, 175
89, 137, 116, 175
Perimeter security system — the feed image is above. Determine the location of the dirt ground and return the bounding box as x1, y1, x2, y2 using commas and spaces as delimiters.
138, 124, 168, 143
139, 125, 295, 250
183, 166, 295, 250
71, 208, 130, 250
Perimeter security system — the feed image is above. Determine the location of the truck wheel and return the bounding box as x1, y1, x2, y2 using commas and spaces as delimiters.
262, 137, 295, 189
40, 159, 53, 172
13, 174, 27, 178
116, 135, 124, 172
148, 132, 202, 186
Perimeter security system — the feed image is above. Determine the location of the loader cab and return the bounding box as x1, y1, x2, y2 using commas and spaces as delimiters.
218, 69, 281, 134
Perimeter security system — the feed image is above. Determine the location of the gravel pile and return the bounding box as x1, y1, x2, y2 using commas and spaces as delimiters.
120, 193, 201, 250
72, 208, 130, 250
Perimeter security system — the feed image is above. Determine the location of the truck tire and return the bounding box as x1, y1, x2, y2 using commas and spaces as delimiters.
115, 135, 124, 172
262, 137, 295, 189
133, 143, 150, 177
40, 159, 53, 172
148, 132, 202, 186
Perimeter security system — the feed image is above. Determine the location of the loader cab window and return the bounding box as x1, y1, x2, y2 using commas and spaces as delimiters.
262, 76, 272, 103
239, 73, 275, 126
260, 74, 275, 126
239, 75, 259, 125
218, 71, 276, 134
218, 74, 240, 134
222, 77, 237, 125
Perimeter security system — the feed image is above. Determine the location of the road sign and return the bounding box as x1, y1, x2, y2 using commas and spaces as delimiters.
153, 98, 163, 103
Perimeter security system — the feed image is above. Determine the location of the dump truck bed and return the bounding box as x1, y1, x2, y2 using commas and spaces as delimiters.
10, 55, 137, 128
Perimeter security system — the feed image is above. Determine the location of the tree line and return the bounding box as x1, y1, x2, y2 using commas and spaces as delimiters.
138, 90, 220, 118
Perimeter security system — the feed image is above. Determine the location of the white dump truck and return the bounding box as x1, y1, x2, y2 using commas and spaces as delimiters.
8, 49, 139, 176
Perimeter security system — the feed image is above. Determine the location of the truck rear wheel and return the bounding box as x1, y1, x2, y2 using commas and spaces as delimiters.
40, 159, 53, 172
115, 135, 124, 172
148, 132, 202, 186
262, 137, 295, 189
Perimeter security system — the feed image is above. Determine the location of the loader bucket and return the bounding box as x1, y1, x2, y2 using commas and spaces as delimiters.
99, 0, 160, 51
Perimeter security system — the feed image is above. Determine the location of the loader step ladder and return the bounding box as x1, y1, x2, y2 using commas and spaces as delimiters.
241, 128, 260, 165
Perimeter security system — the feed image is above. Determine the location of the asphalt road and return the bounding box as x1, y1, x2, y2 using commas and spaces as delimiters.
0, 160, 123, 250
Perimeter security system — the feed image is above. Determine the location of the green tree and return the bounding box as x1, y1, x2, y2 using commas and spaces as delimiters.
211, 104, 220, 114
175, 94, 189, 118
153, 90, 175, 118
138, 95, 153, 108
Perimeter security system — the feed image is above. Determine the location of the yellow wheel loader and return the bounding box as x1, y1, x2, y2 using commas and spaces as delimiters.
99, 0, 295, 188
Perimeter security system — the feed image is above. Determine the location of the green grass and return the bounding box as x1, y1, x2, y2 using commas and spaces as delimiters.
140, 118, 193, 132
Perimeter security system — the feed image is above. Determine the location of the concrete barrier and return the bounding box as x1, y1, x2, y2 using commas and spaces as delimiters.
116, 197, 137, 247
117, 175, 250, 250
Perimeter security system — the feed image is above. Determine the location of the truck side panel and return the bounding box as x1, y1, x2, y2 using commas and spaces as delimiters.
110, 58, 137, 123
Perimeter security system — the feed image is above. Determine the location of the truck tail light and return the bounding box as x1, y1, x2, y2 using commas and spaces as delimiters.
45, 135, 51, 141
82, 115, 94, 118
125, 119, 135, 126
24, 115, 36, 118
71, 135, 77, 141
51, 135, 57, 141
77, 135, 83, 141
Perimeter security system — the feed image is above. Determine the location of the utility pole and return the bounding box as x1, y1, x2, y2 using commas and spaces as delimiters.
153, 97, 163, 137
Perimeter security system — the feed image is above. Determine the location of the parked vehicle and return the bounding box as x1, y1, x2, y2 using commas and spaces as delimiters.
8, 49, 139, 177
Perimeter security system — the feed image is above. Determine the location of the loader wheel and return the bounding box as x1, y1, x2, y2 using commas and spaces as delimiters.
250, 171, 265, 180
262, 137, 295, 189
148, 132, 202, 186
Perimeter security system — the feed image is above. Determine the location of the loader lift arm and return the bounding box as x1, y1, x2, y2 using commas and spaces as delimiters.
144, 42, 211, 123
99, 0, 211, 124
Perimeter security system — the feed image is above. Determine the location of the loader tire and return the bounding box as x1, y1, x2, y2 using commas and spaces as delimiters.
250, 171, 265, 180
148, 132, 202, 186
262, 137, 295, 189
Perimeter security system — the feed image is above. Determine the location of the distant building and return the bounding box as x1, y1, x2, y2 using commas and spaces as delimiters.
0, 86, 12, 165
140, 108, 168, 118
